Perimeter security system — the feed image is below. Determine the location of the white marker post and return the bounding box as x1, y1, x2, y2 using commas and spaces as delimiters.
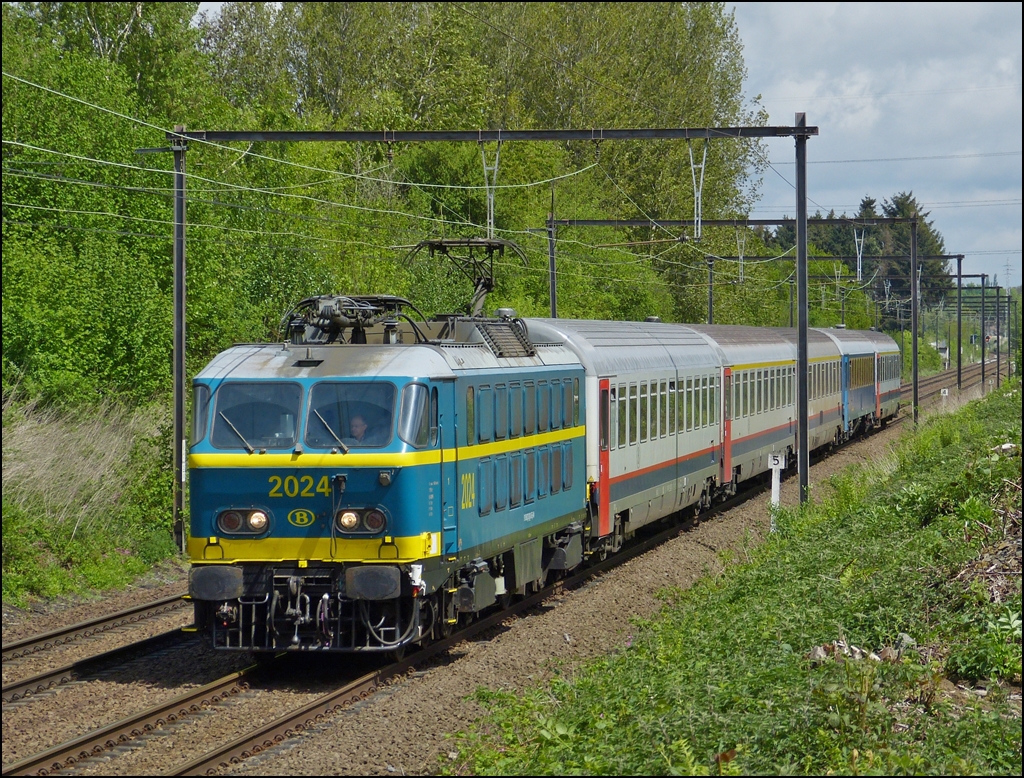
769, 452, 786, 533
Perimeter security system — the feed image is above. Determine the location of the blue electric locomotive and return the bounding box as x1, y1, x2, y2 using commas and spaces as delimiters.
186, 296, 900, 654
187, 297, 587, 653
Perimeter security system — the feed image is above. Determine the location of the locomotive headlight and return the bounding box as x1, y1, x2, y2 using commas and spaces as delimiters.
363, 509, 386, 532
247, 510, 268, 531
218, 510, 244, 533
336, 510, 360, 530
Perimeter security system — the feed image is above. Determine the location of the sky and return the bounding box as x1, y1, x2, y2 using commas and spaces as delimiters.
194, 2, 1022, 290
730, 2, 1022, 289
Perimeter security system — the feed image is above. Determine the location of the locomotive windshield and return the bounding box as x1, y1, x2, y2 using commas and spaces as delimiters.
211, 382, 302, 450
305, 382, 395, 448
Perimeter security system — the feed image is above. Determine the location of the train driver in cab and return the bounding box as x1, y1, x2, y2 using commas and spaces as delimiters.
347, 413, 387, 446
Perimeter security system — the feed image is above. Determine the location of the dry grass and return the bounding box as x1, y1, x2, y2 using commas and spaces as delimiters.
2, 399, 162, 538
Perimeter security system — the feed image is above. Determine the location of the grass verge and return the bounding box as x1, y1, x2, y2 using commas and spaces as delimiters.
450, 382, 1022, 775
2, 398, 176, 604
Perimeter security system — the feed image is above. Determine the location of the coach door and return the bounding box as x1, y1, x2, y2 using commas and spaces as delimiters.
721, 367, 733, 484
875, 354, 882, 421
597, 378, 612, 537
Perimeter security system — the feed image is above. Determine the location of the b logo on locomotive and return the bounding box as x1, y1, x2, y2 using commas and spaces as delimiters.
287, 508, 316, 527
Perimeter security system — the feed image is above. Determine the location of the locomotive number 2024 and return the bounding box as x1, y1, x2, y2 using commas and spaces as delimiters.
460, 472, 475, 509
268, 474, 332, 498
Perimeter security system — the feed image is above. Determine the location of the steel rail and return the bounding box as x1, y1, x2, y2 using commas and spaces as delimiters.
1, 666, 255, 776
2, 629, 193, 704
3, 594, 188, 663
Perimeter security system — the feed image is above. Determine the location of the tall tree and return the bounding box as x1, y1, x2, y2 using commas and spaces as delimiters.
23, 2, 207, 120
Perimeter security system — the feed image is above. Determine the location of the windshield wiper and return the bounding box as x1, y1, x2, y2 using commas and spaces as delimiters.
314, 410, 350, 453
218, 411, 255, 453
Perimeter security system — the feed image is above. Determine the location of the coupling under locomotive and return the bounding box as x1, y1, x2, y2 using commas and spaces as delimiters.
187, 296, 588, 653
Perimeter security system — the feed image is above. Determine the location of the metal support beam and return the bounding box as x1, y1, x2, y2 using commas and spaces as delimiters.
957, 256, 962, 390
547, 201, 557, 318
795, 114, 810, 503
995, 287, 1002, 389
554, 218, 912, 228
981, 274, 987, 393
707, 257, 715, 324
185, 127, 818, 143
172, 126, 187, 553
911, 217, 919, 423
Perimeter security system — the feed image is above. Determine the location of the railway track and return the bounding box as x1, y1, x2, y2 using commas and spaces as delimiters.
2, 629, 192, 704
902, 359, 1005, 408
2, 593, 188, 665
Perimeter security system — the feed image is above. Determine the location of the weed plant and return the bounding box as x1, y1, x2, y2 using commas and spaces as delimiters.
2, 397, 175, 603
451, 382, 1022, 775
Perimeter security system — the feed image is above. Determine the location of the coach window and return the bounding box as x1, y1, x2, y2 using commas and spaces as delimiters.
600, 387, 610, 452
510, 383, 522, 438
495, 385, 508, 441
676, 381, 684, 432
639, 383, 649, 442
619, 384, 628, 448
702, 376, 710, 427
650, 383, 658, 438
478, 386, 493, 443
629, 384, 638, 444
538, 381, 550, 432
466, 387, 475, 445
659, 381, 668, 438
525, 381, 536, 435
680, 378, 689, 430
711, 375, 718, 423
608, 387, 616, 449
668, 381, 677, 433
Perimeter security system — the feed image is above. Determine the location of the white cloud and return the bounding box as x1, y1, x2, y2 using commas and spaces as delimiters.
732, 1, 1022, 286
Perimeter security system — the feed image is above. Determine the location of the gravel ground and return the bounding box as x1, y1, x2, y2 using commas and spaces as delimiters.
2, 638, 249, 767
